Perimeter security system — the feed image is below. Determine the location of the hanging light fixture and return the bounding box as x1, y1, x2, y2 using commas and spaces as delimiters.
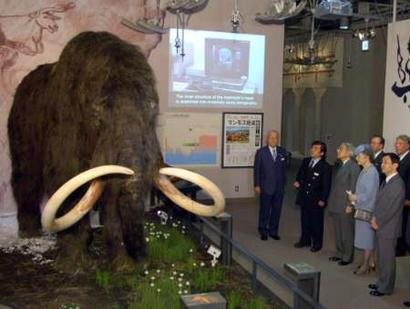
255, 0, 307, 24
231, 0, 243, 33
121, 0, 167, 34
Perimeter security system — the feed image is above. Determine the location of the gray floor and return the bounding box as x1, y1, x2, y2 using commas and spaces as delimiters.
224, 173, 410, 309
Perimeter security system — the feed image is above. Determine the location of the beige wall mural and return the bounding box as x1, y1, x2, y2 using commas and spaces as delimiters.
0, 0, 163, 214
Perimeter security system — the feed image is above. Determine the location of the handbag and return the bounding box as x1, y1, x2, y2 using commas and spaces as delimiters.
353, 208, 373, 222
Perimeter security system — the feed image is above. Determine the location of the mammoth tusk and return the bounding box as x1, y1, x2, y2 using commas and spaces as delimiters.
41, 165, 134, 232
155, 167, 225, 217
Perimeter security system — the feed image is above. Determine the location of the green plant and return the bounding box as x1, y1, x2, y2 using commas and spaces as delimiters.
147, 224, 196, 264
95, 270, 112, 291
226, 291, 268, 309
227, 291, 244, 309
128, 274, 182, 309
191, 267, 225, 292
248, 295, 268, 309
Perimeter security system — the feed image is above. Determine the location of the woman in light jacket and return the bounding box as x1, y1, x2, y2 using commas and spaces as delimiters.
347, 144, 379, 275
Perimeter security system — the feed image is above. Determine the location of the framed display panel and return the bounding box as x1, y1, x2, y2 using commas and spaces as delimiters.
163, 112, 221, 167
221, 112, 263, 168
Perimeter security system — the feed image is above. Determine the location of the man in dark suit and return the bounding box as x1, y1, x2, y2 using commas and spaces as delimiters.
294, 141, 332, 252
370, 135, 385, 183
369, 153, 405, 296
254, 130, 287, 241
328, 143, 360, 265
395, 135, 410, 256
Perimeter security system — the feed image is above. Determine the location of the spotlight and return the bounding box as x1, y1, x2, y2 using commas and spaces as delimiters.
339, 17, 349, 30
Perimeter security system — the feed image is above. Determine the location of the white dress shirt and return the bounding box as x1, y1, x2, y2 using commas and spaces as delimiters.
385, 172, 398, 184
310, 157, 321, 168
374, 150, 382, 159
400, 150, 409, 161
269, 146, 277, 160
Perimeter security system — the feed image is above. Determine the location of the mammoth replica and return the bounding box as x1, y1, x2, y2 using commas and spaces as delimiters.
8, 31, 224, 270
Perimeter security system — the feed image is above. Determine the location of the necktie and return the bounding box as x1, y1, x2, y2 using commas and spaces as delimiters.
309, 160, 314, 169
272, 148, 277, 161
380, 181, 386, 190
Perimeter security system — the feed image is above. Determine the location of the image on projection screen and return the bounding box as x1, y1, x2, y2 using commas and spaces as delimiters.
169, 29, 265, 108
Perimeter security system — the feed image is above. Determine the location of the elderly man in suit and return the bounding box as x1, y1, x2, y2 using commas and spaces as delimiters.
395, 135, 410, 256
328, 143, 361, 265
369, 153, 405, 296
254, 130, 288, 241
294, 141, 332, 252
370, 135, 385, 183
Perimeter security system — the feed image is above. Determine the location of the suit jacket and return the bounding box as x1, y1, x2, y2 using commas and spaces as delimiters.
375, 174, 405, 238
398, 152, 410, 200
253, 145, 287, 195
374, 151, 385, 184
295, 157, 332, 209
327, 159, 361, 214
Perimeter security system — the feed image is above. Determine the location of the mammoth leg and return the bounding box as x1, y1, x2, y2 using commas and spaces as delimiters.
55, 217, 94, 272
51, 188, 94, 272
11, 163, 44, 237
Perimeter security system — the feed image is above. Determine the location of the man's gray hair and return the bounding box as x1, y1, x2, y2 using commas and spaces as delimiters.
266, 130, 280, 137
340, 142, 355, 156
396, 134, 410, 145
265, 130, 280, 142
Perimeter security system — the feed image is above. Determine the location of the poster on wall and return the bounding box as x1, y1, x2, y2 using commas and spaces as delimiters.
383, 19, 410, 151
163, 112, 221, 167
222, 112, 263, 168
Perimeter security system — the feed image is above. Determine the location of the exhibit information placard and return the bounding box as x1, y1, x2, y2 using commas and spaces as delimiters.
163, 112, 221, 167
222, 112, 263, 168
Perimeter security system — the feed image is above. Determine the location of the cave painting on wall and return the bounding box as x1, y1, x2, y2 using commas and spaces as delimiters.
0, 2, 75, 65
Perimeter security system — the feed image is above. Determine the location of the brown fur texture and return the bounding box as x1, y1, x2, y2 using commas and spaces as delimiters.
8, 31, 163, 268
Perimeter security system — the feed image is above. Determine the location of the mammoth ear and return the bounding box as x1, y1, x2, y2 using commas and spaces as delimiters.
41, 165, 134, 232
155, 167, 225, 217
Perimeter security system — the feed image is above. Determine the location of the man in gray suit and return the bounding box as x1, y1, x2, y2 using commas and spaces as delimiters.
328, 143, 361, 265
369, 153, 405, 297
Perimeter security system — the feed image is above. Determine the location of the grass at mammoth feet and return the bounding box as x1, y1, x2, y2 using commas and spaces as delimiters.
0, 214, 275, 309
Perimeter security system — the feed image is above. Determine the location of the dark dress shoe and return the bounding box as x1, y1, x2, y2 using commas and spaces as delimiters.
260, 235, 268, 241
338, 260, 352, 266
368, 284, 378, 290
329, 256, 341, 262
294, 242, 310, 248
369, 290, 385, 297
403, 301, 410, 307
269, 235, 281, 240
310, 247, 321, 252
396, 249, 406, 257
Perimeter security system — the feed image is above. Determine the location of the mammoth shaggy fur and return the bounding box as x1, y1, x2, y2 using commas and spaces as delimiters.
8, 31, 163, 268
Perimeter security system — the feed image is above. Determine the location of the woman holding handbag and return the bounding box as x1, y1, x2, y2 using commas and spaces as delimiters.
346, 144, 379, 275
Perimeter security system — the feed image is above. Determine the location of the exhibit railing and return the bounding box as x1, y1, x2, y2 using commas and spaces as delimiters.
193, 214, 325, 309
